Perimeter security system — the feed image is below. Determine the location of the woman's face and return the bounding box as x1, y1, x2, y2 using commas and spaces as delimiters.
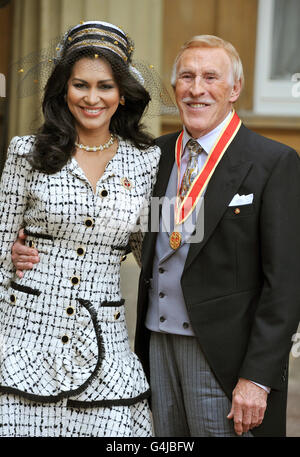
66, 57, 120, 136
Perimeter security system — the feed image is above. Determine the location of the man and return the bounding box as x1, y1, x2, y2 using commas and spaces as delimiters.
134, 35, 300, 437
12, 36, 300, 437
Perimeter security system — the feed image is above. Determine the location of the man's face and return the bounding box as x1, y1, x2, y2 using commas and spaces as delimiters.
174, 47, 241, 138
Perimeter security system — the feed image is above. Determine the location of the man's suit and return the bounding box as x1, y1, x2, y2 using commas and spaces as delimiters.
135, 123, 300, 437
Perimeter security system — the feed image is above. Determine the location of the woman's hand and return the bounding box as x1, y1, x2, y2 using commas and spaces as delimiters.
11, 229, 40, 278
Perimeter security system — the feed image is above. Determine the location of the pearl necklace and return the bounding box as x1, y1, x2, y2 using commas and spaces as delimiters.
75, 133, 115, 152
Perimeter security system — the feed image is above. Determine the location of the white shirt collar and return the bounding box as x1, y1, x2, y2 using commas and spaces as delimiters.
182, 110, 233, 155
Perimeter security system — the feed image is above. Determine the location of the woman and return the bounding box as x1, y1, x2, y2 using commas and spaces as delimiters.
0, 21, 160, 437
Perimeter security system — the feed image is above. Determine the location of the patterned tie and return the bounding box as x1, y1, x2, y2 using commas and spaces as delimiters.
179, 139, 203, 201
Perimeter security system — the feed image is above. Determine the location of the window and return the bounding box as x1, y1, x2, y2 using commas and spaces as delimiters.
254, 0, 300, 115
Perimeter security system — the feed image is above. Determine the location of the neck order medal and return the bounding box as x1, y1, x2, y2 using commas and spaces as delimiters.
169, 111, 242, 250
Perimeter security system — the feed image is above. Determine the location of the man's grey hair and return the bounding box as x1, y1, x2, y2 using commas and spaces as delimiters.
170, 35, 244, 89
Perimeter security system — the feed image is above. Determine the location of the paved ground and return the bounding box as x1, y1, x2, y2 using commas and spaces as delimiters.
287, 378, 300, 437
121, 256, 300, 437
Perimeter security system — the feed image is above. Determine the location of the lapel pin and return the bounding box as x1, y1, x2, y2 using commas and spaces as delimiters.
120, 177, 133, 190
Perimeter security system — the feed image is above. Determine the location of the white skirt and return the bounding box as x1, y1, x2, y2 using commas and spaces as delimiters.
0, 394, 152, 437
0, 303, 152, 437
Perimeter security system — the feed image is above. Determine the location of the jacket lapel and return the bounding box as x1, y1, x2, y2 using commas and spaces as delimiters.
184, 127, 253, 272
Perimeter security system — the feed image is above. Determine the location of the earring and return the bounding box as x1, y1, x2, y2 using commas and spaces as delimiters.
120, 96, 125, 106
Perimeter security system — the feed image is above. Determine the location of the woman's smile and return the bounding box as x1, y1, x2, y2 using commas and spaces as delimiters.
79, 106, 105, 117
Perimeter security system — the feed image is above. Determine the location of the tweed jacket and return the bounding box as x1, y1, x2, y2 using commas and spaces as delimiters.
0, 135, 160, 404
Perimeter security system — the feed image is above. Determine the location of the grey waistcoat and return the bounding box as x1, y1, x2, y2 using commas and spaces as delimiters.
145, 162, 202, 336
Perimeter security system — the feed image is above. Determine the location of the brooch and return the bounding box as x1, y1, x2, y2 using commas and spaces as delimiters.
120, 177, 133, 190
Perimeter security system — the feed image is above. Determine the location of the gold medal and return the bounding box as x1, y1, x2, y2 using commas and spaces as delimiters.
169, 231, 182, 250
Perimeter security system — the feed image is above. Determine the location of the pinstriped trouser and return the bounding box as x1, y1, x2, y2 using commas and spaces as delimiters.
149, 332, 253, 437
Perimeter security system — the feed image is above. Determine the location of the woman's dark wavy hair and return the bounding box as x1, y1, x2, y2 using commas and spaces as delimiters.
29, 47, 154, 174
